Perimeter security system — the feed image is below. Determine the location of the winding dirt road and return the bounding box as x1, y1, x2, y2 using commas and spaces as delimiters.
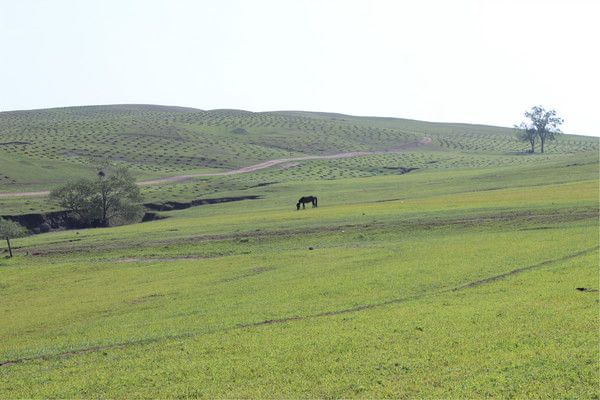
0, 137, 431, 198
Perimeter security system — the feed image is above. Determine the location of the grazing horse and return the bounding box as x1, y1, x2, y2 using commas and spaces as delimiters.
296, 196, 317, 210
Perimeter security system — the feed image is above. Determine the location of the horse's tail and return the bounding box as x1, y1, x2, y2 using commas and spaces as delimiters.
314, 197, 318, 207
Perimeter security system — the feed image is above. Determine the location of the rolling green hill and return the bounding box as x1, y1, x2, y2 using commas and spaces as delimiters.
1, 156, 598, 398
0, 105, 597, 215
0, 105, 598, 397
1, 105, 596, 187
0, 105, 421, 185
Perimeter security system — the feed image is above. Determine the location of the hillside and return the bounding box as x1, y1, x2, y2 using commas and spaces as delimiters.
0, 105, 596, 192
1, 104, 599, 397
2, 153, 598, 398
0, 105, 419, 187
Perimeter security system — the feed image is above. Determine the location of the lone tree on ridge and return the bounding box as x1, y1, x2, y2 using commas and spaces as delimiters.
515, 106, 563, 153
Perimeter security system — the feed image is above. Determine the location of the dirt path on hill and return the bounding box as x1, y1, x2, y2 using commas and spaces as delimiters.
0, 137, 432, 198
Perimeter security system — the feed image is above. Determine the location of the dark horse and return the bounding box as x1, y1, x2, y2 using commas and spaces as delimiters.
297, 195, 317, 210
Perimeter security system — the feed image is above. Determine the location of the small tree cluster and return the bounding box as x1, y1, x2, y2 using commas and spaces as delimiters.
515, 106, 563, 153
0, 218, 27, 258
50, 168, 144, 227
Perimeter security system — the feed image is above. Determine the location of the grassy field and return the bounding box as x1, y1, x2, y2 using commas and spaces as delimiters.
1, 139, 598, 398
0, 105, 597, 196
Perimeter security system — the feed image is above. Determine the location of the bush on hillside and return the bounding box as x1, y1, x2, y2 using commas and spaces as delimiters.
50, 168, 144, 227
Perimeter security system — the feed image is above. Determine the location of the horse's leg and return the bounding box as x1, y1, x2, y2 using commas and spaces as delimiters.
303, 202, 306, 209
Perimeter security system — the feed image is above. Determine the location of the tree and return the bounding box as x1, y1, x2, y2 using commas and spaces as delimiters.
95, 168, 144, 226
49, 179, 98, 224
517, 106, 563, 153
514, 122, 537, 153
50, 168, 144, 227
0, 218, 27, 258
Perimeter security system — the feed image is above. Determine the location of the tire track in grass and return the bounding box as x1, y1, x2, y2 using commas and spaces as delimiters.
240, 245, 599, 327
450, 245, 598, 291
1, 245, 597, 368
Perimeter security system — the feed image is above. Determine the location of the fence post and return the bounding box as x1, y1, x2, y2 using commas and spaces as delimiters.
6, 237, 12, 258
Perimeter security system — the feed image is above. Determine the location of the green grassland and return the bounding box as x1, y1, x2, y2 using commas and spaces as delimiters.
0, 105, 597, 196
0, 104, 597, 216
0, 105, 421, 192
1, 144, 598, 397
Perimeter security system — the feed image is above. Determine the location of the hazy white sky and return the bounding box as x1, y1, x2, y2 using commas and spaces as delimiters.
1, 0, 598, 135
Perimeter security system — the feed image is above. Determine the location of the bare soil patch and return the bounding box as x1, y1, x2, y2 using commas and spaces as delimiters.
215, 266, 275, 284
113, 256, 206, 263
575, 287, 599, 292
18, 208, 598, 257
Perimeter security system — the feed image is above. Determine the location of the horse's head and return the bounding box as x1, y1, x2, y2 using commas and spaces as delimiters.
296, 202, 301, 210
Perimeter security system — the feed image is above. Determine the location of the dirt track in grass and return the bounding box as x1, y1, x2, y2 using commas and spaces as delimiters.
0, 244, 596, 368
17, 208, 598, 257
0, 138, 432, 198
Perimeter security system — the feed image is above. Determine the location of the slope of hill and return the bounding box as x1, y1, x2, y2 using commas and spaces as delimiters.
0, 105, 596, 190
0, 105, 420, 183
1, 156, 598, 398
0, 105, 598, 397
0, 105, 597, 215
